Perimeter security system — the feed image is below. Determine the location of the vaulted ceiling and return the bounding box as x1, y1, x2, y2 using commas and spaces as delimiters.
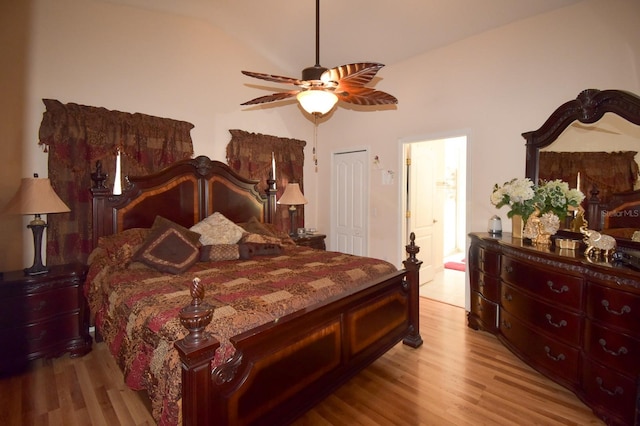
103, 0, 583, 75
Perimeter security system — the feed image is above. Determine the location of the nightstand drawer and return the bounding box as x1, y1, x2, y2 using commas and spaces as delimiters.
0, 313, 82, 362
0, 286, 79, 327
0, 263, 91, 373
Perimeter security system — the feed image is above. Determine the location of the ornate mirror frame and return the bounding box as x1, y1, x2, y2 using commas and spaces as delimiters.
522, 88, 640, 184
521, 88, 640, 251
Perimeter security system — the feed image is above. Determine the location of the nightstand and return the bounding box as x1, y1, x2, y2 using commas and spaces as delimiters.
292, 233, 326, 250
0, 263, 92, 375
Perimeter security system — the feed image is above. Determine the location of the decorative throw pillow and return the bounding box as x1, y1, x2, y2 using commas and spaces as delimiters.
260, 222, 296, 246
96, 227, 151, 266
238, 242, 283, 259
133, 216, 201, 274
190, 212, 246, 245
199, 244, 240, 262
238, 216, 277, 237
240, 232, 284, 246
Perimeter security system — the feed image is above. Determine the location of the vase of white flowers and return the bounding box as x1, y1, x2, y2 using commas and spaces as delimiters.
491, 178, 585, 241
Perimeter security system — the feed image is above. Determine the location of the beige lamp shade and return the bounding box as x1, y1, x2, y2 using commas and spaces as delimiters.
277, 183, 308, 206
2, 175, 70, 215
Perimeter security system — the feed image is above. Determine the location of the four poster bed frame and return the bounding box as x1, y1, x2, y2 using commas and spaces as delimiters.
89, 155, 423, 425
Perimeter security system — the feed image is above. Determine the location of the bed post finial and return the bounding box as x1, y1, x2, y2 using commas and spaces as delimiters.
405, 232, 420, 264
403, 231, 423, 348
178, 277, 214, 347
175, 277, 219, 426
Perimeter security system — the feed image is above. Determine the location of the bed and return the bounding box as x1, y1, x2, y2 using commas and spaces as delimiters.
87, 155, 423, 425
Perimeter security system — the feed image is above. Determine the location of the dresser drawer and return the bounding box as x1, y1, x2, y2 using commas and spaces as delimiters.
500, 310, 580, 385
0, 285, 79, 328
469, 291, 498, 332
581, 356, 636, 426
586, 282, 640, 333
469, 268, 500, 301
501, 283, 582, 346
477, 247, 500, 276
501, 257, 584, 309
584, 319, 640, 376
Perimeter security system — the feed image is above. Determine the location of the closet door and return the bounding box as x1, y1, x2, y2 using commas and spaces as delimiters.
332, 150, 368, 256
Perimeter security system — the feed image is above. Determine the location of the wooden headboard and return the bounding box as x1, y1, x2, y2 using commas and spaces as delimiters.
90, 155, 277, 249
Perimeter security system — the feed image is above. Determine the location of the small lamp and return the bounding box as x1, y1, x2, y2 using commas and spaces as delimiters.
2, 173, 70, 275
277, 183, 308, 236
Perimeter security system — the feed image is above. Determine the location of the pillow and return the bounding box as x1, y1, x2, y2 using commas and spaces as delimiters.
241, 232, 285, 246
260, 222, 296, 246
133, 216, 201, 274
199, 244, 240, 262
238, 216, 277, 237
238, 242, 283, 259
96, 227, 151, 266
190, 212, 246, 245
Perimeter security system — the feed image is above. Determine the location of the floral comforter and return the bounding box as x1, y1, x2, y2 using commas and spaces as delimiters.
85, 244, 397, 425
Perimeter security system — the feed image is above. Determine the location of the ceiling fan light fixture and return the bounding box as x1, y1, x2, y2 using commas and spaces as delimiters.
296, 89, 338, 116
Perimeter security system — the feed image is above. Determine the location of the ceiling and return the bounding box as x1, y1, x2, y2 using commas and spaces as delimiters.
103, 0, 583, 74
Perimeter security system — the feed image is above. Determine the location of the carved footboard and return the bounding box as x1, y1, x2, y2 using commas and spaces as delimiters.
175, 234, 422, 425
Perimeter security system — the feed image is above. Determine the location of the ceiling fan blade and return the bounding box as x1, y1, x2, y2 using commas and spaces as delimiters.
241, 91, 300, 106
324, 63, 385, 87
336, 87, 398, 106
242, 70, 303, 86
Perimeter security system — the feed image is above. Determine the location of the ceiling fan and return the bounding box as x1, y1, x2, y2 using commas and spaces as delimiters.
241, 0, 398, 116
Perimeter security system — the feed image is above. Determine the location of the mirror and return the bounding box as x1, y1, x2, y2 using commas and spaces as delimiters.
522, 89, 640, 249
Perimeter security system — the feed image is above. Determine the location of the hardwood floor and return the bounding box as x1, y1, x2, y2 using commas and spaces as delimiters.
0, 299, 603, 425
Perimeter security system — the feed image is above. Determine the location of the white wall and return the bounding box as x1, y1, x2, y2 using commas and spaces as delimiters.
312, 0, 640, 264
1, 0, 639, 271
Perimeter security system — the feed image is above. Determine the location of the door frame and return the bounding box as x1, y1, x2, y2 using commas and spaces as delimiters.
398, 130, 472, 307
330, 147, 370, 255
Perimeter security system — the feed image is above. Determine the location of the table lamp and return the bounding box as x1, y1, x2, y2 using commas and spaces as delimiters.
2, 173, 70, 275
277, 183, 308, 236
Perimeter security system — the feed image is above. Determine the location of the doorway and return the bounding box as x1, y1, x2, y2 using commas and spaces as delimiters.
400, 135, 467, 287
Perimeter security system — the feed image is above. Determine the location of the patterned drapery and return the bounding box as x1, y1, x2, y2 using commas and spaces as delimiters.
38, 99, 194, 265
226, 129, 306, 233
539, 151, 639, 203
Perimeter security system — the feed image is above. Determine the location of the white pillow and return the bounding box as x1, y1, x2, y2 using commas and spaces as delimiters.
190, 212, 245, 245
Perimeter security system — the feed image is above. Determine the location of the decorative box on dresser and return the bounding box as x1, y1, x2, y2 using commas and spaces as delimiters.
0, 263, 92, 376
468, 233, 640, 426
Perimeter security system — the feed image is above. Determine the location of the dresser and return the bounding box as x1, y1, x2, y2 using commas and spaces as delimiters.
468, 233, 640, 426
0, 263, 92, 375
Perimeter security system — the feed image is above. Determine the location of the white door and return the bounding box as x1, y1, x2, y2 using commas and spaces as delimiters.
333, 150, 368, 256
407, 142, 444, 284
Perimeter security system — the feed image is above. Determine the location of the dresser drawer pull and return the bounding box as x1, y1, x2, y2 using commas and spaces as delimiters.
544, 346, 565, 362
598, 339, 628, 356
601, 300, 631, 316
505, 265, 513, 274
478, 277, 484, 289
595, 377, 623, 397
501, 320, 511, 330
546, 281, 568, 294
545, 314, 567, 328
503, 292, 512, 302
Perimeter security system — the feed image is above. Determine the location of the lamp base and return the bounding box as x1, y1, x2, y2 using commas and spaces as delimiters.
26, 221, 49, 276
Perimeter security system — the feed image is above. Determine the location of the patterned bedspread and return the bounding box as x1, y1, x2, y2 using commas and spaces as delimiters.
85, 244, 397, 425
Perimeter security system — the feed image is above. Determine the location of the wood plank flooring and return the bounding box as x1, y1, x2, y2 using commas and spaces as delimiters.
0, 299, 603, 425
